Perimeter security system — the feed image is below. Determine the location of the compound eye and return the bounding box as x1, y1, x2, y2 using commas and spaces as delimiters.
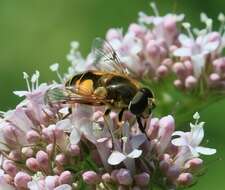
129, 91, 148, 115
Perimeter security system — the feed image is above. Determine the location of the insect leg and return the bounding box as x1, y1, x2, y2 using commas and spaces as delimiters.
62, 107, 72, 120
136, 116, 145, 133
118, 108, 126, 122
103, 109, 115, 149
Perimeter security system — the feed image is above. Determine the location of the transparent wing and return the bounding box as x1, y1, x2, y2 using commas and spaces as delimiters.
91, 37, 128, 74
44, 87, 107, 106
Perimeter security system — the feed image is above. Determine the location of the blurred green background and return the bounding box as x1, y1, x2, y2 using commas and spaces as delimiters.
0, 0, 224, 189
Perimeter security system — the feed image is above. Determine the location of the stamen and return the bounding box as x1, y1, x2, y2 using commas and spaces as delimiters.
50, 63, 64, 83
218, 13, 225, 33
182, 22, 194, 39
200, 13, 213, 32
150, 2, 159, 17
31, 73, 38, 91
70, 41, 79, 50
35, 70, 40, 89
23, 72, 31, 92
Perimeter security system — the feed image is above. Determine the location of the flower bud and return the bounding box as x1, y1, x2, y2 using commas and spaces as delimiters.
209, 73, 220, 84
128, 23, 146, 38
147, 118, 159, 139
162, 58, 173, 67
55, 154, 67, 166
185, 75, 197, 89
116, 169, 133, 186
82, 171, 100, 185
59, 171, 72, 184
36, 150, 49, 167
174, 79, 183, 89
166, 165, 180, 182
26, 130, 40, 143
22, 147, 34, 158
164, 17, 177, 33
106, 28, 122, 41
68, 144, 80, 156
184, 158, 203, 172
134, 172, 150, 186
177, 173, 193, 186
14, 172, 32, 188
158, 115, 175, 154
26, 157, 40, 172
102, 173, 112, 183
3, 160, 17, 177
172, 62, 186, 78
8, 150, 21, 161
111, 169, 119, 182
46, 143, 54, 155
146, 41, 160, 59
156, 65, 168, 77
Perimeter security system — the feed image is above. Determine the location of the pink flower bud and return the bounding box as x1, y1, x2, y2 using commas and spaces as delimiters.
177, 172, 193, 186
164, 17, 177, 33
116, 169, 133, 186
144, 31, 154, 43
162, 58, 173, 67
68, 144, 80, 156
166, 165, 180, 182
128, 23, 146, 38
209, 73, 220, 84
82, 171, 100, 185
159, 154, 172, 172
26, 130, 40, 143
158, 115, 175, 154
111, 169, 119, 182
22, 147, 34, 158
3, 174, 13, 184
42, 128, 54, 142
26, 157, 40, 172
46, 143, 54, 155
55, 154, 67, 166
102, 173, 112, 183
146, 41, 160, 58
14, 172, 31, 188
156, 65, 168, 77
185, 75, 197, 89
3, 160, 17, 177
213, 57, 225, 72
147, 118, 159, 139
8, 150, 21, 161
183, 60, 193, 74
36, 150, 49, 167
106, 28, 122, 41
184, 158, 203, 172
174, 79, 183, 89
172, 62, 186, 78
59, 171, 72, 184
134, 172, 150, 186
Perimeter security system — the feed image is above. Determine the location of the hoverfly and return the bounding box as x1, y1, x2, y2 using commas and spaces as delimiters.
45, 38, 155, 133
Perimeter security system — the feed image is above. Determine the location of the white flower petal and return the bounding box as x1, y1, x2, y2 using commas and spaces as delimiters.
69, 128, 81, 145
56, 119, 72, 132
203, 41, 220, 52
127, 149, 142, 159
196, 146, 216, 155
172, 131, 185, 137
191, 124, 204, 146
171, 137, 187, 146
108, 151, 126, 165
54, 184, 72, 190
130, 134, 146, 149
13, 91, 28, 97
27, 181, 40, 190
178, 34, 194, 47
173, 47, 192, 57
191, 54, 206, 78
188, 145, 199, 157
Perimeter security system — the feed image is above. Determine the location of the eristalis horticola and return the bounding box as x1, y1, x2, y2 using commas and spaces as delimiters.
45, 38, 156, 133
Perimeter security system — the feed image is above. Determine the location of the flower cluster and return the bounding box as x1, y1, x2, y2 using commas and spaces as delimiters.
0, 2, 218, 190
65, 3, 225, 92
0, 70, 216, 189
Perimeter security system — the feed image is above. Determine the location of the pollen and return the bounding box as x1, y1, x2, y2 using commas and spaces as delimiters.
78, 79, 94, 95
